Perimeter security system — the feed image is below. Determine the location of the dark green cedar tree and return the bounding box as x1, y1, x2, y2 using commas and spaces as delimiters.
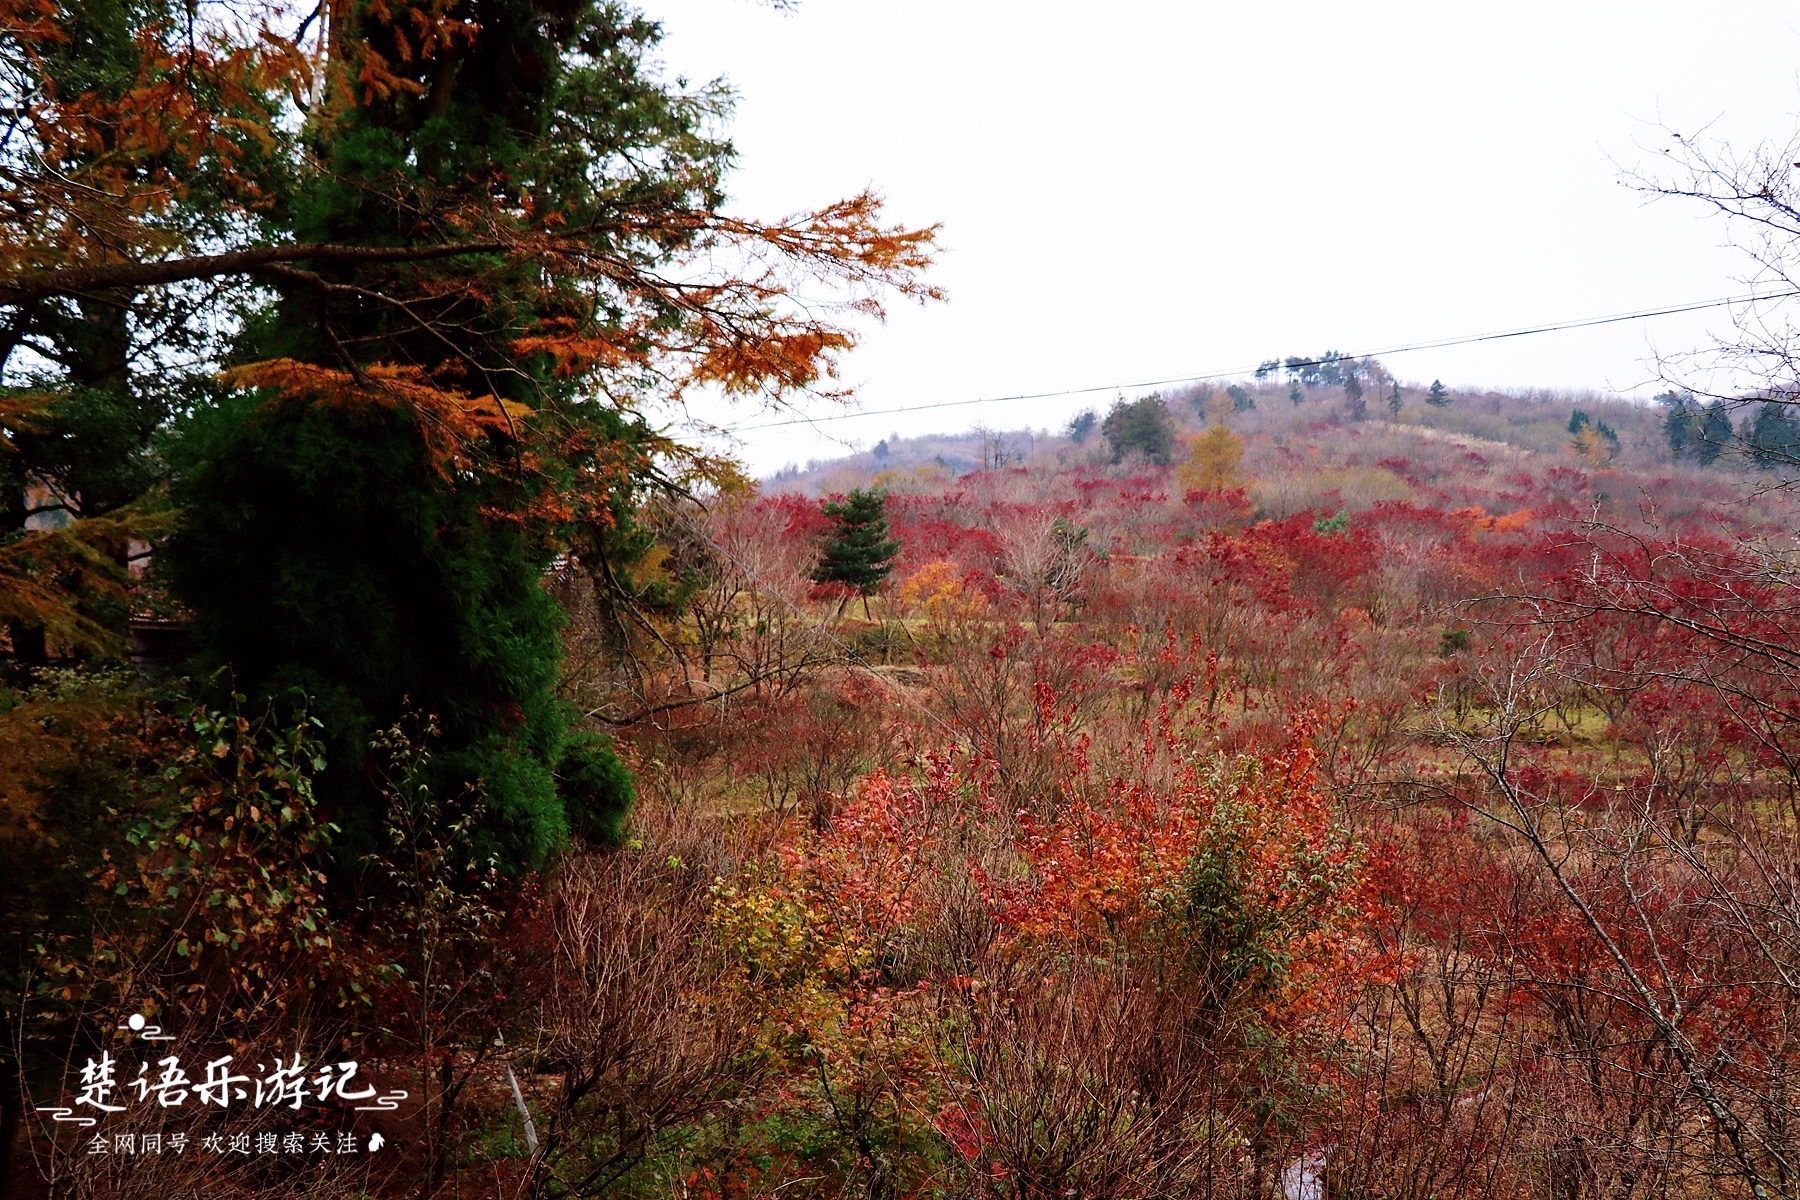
163, 1, 740, 869
1697, 401, 1734, 465
1749, 401, 1800, 470
1659, 392, 1695, 458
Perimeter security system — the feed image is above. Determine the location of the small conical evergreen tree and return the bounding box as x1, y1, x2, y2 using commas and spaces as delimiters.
1426, 380, 1451, 407
814, 489, 901, 600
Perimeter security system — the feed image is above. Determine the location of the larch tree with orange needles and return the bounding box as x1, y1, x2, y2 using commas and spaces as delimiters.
0, 4, 938, 1187
0, 0, 936, 870
0, 0, 299, 669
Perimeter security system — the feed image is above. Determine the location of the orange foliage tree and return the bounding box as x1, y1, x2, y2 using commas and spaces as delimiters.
0, 1, 938, 1189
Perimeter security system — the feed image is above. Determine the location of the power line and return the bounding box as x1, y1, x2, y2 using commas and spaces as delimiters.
736, 288, 1800, 433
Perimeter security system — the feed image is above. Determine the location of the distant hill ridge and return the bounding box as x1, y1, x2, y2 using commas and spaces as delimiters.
766, 381, 1674, 497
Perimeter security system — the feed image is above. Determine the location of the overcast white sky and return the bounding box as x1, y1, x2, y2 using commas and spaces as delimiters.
648, 0, 1800, 474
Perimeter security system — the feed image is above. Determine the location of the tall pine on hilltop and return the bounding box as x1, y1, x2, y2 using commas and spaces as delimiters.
813, 488, 901, 613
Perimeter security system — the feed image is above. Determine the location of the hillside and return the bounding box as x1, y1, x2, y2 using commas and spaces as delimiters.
537, 379, 1800, 1196
770, 378, 1770, 533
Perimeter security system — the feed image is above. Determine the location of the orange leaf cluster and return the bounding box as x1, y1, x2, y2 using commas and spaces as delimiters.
223, 358, 530, 478
0, 0, 310, 278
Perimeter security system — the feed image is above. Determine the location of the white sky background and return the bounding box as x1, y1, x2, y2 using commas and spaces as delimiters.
647, 0, 1800, 475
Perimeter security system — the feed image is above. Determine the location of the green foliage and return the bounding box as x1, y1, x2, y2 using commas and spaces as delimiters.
133, 697, 340, 984
1568, 409, 1620, 461
1660, 392, 1696, 459
1749, 401, 1800, 471
1426, 379, 1452, 407
1161, 763, 1364, 1030
1697, 400, 1733, 465
813, 489, 901, 597
151, 0, 769, 871
1101, 394, 1177, 465
1312, 510, 1349, 534
1052, 516, 1090, 556
1388, 379, 1403, 417
1227, 384, 1255, 412
1289, 383, 1304, 406
1285, 352, 1348, 388
164, 394, 569, 871
1065, 408, 1098, 444
1180, 825, 1277, 1007
2, 669, 161, 1030
557, 731, 636, 847
0, 0, 270, 669
5, 673, 343, 1058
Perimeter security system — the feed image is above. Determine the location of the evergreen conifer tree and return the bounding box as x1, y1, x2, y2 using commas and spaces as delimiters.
0, 0, 935, 873
1101, 396, 1177, 464
1066, 409, 1098, 444
0, 0, 279, 670
1427, 380, 1452, 406
813, 489, 901, 602
164, 0, 760, 867
1659, 392, 1696, 459
1388, 380, 1403, 417
1697, 401, 1734, 465
1749, 402, 1800, 470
